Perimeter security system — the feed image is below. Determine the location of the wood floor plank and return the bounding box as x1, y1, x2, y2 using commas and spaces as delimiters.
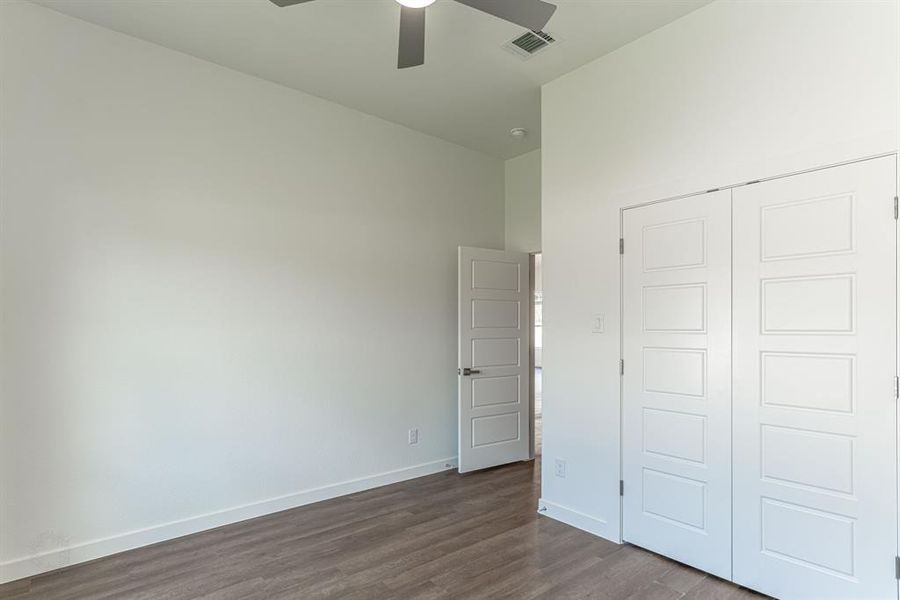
3, 460, 768, 599
655, 563, 708, 595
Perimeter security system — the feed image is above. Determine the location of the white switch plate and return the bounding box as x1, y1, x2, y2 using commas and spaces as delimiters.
592, 313, 605, 333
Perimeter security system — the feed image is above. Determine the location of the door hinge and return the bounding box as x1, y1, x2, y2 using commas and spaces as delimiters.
619, 238, 624, 255
619, 480, 624, 496
894, 196, 898, 220
619, 359, 624, 376
895, 555, 899, 579
894, 376, 898, 400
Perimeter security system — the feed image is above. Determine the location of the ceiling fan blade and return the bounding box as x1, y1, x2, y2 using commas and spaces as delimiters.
453, 0, 556, 31
268, 0, 316, 6
397, 6, 426, 69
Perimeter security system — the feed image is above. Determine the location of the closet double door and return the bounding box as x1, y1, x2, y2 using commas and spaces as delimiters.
622, 157, 897, 600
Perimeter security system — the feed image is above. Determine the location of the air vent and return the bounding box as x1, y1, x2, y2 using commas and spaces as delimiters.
504, 30, 557, 59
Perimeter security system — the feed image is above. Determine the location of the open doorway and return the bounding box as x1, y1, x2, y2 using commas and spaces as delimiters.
532, 253, 542, 456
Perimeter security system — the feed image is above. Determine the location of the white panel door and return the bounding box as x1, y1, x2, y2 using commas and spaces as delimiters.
622, 190, 732, 579
732, 157, 897, 600
458, 247, 530, 473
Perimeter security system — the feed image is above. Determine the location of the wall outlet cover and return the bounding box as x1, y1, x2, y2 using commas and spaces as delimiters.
554, 458, 566, 478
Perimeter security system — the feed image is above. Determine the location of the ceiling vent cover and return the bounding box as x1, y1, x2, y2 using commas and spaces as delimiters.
504, 30, 557, 59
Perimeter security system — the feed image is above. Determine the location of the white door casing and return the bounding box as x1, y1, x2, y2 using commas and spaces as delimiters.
458, 247, 530, 473
622, 190, 733, 579
732, 157, 898, 599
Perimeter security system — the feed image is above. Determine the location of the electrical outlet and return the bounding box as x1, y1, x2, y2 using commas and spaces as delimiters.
555, 458, 566, 478
408, 428, 419, 445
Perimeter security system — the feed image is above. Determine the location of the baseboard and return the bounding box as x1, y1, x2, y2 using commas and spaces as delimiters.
0, 456, 458, 585
537, 498, 620, 543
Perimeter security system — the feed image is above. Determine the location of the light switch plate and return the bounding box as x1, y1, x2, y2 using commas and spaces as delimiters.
592, 313, 605, 333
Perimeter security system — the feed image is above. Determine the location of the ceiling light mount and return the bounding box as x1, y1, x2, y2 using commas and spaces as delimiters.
510, 127, 528, 139
396, 0, 436, 7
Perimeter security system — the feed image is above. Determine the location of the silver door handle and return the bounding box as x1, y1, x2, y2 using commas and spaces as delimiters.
462, 368, 481, 376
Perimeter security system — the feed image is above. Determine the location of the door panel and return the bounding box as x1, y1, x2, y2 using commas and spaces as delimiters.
622, 190, 732, 579
458, 247, 530, 473
732, 157, 897, 600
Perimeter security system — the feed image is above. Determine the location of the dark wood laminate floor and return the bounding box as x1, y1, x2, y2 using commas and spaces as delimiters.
1, 460, 766, 600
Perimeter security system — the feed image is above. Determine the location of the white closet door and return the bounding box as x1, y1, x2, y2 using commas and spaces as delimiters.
623, 190, 732, 579
732, 157, 897, 600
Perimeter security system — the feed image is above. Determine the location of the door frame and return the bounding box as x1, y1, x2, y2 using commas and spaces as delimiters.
529, 252, 537, 459
617, 152, 900, 556
527, 251, 542, 460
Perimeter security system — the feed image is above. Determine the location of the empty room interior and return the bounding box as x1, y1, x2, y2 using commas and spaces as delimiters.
2, 0, 900, 598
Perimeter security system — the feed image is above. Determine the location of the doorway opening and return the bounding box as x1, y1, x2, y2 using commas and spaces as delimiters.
532, 252, 542, 456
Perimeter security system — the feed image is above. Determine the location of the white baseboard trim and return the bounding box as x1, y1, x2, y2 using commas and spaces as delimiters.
537, 498, 620, 543
0, 456, 458, 585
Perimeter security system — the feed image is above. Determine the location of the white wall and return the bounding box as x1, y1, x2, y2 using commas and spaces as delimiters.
0, 1, 504, 581
539, 0, 899, 539
504, 149, 541, 253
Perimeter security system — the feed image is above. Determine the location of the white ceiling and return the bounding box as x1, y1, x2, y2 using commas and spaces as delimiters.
32, 0, 709, 159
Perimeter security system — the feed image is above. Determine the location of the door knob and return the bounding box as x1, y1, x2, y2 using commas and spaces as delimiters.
462, 367, 481, 376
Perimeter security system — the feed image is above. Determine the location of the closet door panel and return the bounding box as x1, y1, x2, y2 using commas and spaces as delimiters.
622, 190, 732, 579
732, 157, 897, 600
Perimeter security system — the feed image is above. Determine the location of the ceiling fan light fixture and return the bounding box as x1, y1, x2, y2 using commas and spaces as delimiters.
396, 0, 436, 7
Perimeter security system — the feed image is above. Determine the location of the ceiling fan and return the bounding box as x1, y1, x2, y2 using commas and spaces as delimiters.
268, 0, 558, 69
